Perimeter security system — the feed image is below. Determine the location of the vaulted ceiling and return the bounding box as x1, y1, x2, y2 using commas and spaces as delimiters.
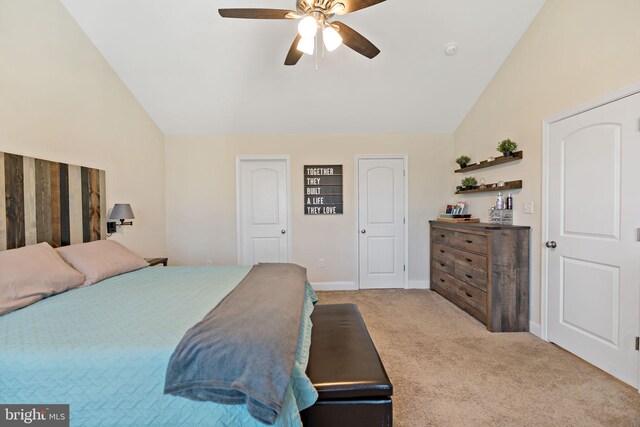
60, 0, 545, 135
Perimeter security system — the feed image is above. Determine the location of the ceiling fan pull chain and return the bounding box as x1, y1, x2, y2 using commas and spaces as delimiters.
315, 35, 319, 70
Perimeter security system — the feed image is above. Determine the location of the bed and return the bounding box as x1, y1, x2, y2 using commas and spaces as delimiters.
0, 265, 319, 426
0, 152, 319, 426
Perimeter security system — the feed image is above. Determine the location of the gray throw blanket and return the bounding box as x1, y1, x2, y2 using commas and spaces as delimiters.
164, 263, 308, 425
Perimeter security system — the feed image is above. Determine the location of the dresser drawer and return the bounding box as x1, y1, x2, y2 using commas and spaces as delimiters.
432, 228, 454, 246
452, 277, 487, 315
431, 269, 455, 298
431, 269, 487, 315
454, 261, 488, 292
432, 258, 454, 276
432, 242, 455, 262
455, 249, 486, 271
453, 232, 488, 254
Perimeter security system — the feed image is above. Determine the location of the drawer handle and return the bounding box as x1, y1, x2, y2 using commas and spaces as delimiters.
465, 274, 473, 279
465, 239, 473, 244
465, 258, 473, 263
465, 292, 473, 298
440, 249, 445, 254
440, 262, 446, 267
440, 278, 445, 283
440, 234, 446, 238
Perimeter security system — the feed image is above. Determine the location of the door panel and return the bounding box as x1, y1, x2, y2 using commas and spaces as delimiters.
250, 169, 280, 225
368, 237, 396, 274
561, 257, 619, 346
367, 167, 395, 224
238, 159, 289, 265
358, 158, 405, 289
562, 125, 620, 238
251, 237, 282, 264
547, 92, 640, 388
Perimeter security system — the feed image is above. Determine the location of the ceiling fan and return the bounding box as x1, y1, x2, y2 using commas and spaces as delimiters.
219, 0, 385, 66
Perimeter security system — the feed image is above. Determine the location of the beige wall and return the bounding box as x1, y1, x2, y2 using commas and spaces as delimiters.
453, 0, 640, 327
165, 134, 453, 286
0, 0, 166, 256
8, 0, 636, 317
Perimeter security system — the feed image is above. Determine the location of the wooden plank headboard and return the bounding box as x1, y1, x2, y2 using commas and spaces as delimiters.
0, 152, 106, 251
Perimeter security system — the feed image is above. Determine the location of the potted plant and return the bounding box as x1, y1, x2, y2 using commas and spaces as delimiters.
461, 176, 477, 190
497, 139, 518, 157
456, 155, 471, 169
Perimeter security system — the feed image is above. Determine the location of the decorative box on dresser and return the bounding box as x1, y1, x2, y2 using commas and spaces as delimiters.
429, 221, 530, 332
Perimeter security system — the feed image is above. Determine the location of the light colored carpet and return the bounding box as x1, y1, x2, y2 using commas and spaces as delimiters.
316, 290, 640, 427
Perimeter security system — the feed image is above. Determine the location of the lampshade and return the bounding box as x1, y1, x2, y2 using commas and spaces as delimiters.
298, 16, 318, 39
323, 26, 342, 52
109, 204, 135, 220
297, 36, 315, 55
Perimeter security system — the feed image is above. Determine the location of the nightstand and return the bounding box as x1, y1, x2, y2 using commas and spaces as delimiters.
145, 257, 168, 267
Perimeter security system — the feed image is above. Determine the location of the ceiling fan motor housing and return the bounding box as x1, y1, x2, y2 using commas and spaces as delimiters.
298, 0, 344, 17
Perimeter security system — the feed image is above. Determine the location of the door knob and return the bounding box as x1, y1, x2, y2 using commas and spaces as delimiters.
361, 229, 366, 234
546, 241, 557, 249
281, 230, 286, 234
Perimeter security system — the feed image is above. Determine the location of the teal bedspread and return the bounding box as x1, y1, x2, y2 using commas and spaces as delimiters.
0, 266, 318, 426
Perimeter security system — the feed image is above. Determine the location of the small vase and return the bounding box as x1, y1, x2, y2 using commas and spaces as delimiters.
459, 163, 467, 168
503, 151, 513, 157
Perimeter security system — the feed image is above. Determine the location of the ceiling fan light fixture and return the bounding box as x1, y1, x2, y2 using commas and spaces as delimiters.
219, 0, 386, 66
297, 36, 315, 55
298, 16, 318, 38
322, 25, 342, 51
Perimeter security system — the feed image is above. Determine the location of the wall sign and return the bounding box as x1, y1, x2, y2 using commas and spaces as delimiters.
304, 165, 343, 215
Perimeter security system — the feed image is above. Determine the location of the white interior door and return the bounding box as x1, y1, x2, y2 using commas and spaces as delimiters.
358, 157, 406, 289
547, 92, 640, 388
237, 158, 289, 265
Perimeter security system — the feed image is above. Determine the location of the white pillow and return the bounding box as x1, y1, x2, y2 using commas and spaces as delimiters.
0, 243, 86, 316
56, 240, 149, 287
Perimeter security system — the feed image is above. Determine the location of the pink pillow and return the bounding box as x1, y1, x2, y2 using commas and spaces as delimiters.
0, 242, 86, 316
56, 240, 149, 287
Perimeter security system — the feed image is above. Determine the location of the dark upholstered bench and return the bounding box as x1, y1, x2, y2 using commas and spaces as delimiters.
301, 304, 393, 427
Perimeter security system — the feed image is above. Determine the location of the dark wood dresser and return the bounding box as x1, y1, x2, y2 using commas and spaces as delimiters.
429, 221, 530, 332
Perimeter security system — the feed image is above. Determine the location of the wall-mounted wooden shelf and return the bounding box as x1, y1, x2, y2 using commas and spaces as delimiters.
455, 151, 523, 173
455, 180, 522, 194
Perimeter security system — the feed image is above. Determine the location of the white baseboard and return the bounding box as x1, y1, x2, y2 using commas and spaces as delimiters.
408, 280, 430, 289
311, 281, 430, 291
311, 281, 358, 291
529, 321, 542, 338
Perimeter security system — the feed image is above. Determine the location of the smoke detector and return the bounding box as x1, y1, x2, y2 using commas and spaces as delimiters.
444, 43, 458, 56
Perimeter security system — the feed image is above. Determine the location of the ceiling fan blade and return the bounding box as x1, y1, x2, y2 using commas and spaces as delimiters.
332, 21, 380, 59
285, 34, 304, 66
218, 8, 298, 19
335, 0, 386, 14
